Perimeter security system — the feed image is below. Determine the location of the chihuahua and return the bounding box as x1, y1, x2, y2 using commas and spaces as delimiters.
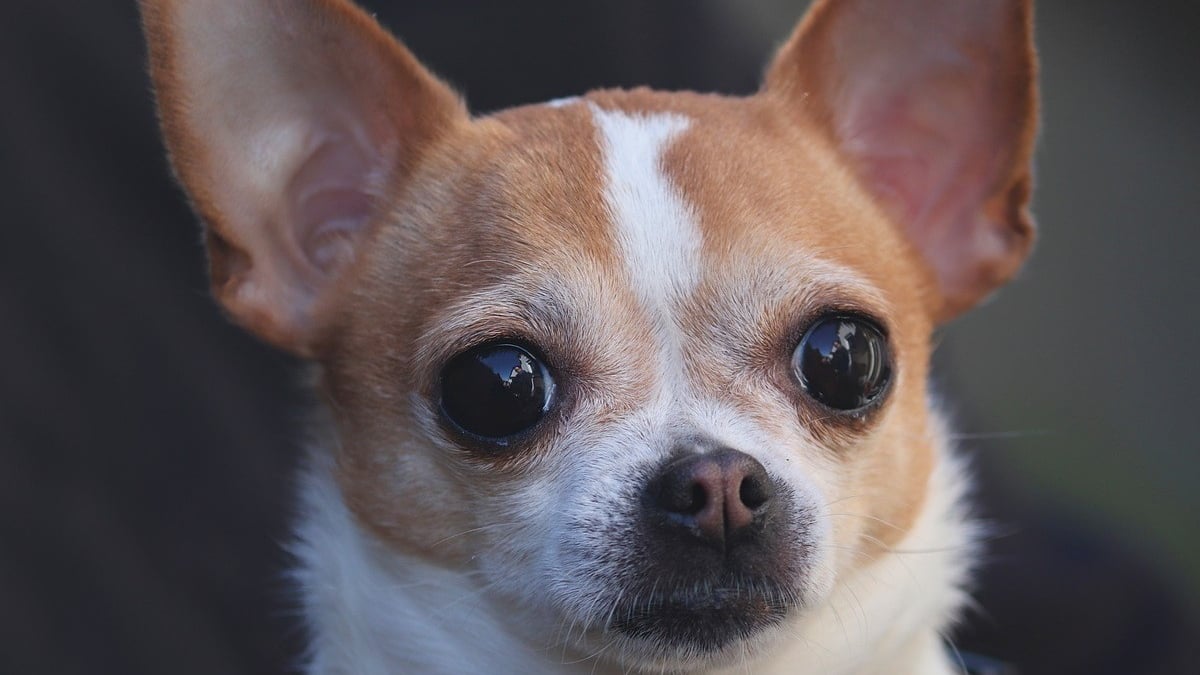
140, 0, 1037, 672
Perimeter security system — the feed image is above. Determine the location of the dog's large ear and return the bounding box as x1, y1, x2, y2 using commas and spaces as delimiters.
140, 0, 465, 355
765, 0, 1038, 321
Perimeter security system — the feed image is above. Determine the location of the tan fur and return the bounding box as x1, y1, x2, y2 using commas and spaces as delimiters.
322, 105, 646, 561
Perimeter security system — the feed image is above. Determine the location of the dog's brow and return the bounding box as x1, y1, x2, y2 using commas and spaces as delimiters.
418, 285, 575, 354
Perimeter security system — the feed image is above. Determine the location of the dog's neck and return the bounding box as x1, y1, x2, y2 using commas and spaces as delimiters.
292, 409, 972, 675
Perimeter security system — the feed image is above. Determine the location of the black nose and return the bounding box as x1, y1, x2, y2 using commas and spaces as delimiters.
646, 447, 773, 548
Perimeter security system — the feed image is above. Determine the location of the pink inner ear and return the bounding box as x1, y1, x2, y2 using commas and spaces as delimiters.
843, 74, 1008, 256
828, 33, 1027, 304
286, 136, 379, 275
763, 0, 1037, 318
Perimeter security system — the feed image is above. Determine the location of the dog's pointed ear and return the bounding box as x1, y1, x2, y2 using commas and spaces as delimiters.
765, 0, 1038, 321
140, 0, 466, 355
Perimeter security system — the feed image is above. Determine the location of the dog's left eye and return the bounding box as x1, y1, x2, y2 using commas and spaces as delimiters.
439, 343, 554, 441
793, 315, 891, 412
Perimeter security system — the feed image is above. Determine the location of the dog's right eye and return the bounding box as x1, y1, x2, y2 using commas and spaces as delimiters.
439, 343, 555, 441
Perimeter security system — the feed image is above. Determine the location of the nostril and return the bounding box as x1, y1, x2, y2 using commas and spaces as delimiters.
654, 467, 713, 516
687, 483, 707, 515
739, 476, 769, 510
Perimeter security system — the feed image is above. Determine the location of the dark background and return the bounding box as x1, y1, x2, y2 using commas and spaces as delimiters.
2, 1, 1197, 673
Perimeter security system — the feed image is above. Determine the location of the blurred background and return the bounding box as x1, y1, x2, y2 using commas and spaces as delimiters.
1, 1, 1196, 673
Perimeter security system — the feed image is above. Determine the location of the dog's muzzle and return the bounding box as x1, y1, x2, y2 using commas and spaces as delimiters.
609, 445, 805, 651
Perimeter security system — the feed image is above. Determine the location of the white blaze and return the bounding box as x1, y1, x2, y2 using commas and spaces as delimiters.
590, 105, 700, 397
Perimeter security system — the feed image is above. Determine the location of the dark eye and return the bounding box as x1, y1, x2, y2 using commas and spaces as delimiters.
440, 343, 554, 441
793, 316, 891, 411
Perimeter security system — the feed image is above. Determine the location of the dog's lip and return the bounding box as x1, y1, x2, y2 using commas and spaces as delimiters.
607, 581, 793, 650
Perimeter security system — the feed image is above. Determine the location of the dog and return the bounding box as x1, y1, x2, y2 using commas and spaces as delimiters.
139, 0, 1038, 672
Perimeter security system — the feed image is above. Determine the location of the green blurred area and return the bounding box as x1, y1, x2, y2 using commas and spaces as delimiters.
944, 0, 1200, 620
938, 14, 1200, 642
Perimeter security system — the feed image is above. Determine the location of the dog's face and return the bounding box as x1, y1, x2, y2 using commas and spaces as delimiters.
142, 0, 1036, 670
326, 93, 947, 666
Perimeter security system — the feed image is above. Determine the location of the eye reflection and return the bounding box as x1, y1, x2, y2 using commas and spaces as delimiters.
793, 316, 891, 411
440, 343, 554, 442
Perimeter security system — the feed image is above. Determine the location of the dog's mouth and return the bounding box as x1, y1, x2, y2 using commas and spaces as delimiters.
608, 578, 793, 651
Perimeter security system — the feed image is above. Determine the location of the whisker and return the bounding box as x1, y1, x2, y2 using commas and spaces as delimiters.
430, 521, 523, 548
946, 429, 1051, 441
827, 511, 906, 532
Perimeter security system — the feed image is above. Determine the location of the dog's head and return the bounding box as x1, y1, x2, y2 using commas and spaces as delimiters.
142, 0, 1036, 669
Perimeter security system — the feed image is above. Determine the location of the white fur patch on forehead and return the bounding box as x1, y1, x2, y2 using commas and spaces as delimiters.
589, 104, 700, 316
544, 95, 580, 108
588, 104, 700, 407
